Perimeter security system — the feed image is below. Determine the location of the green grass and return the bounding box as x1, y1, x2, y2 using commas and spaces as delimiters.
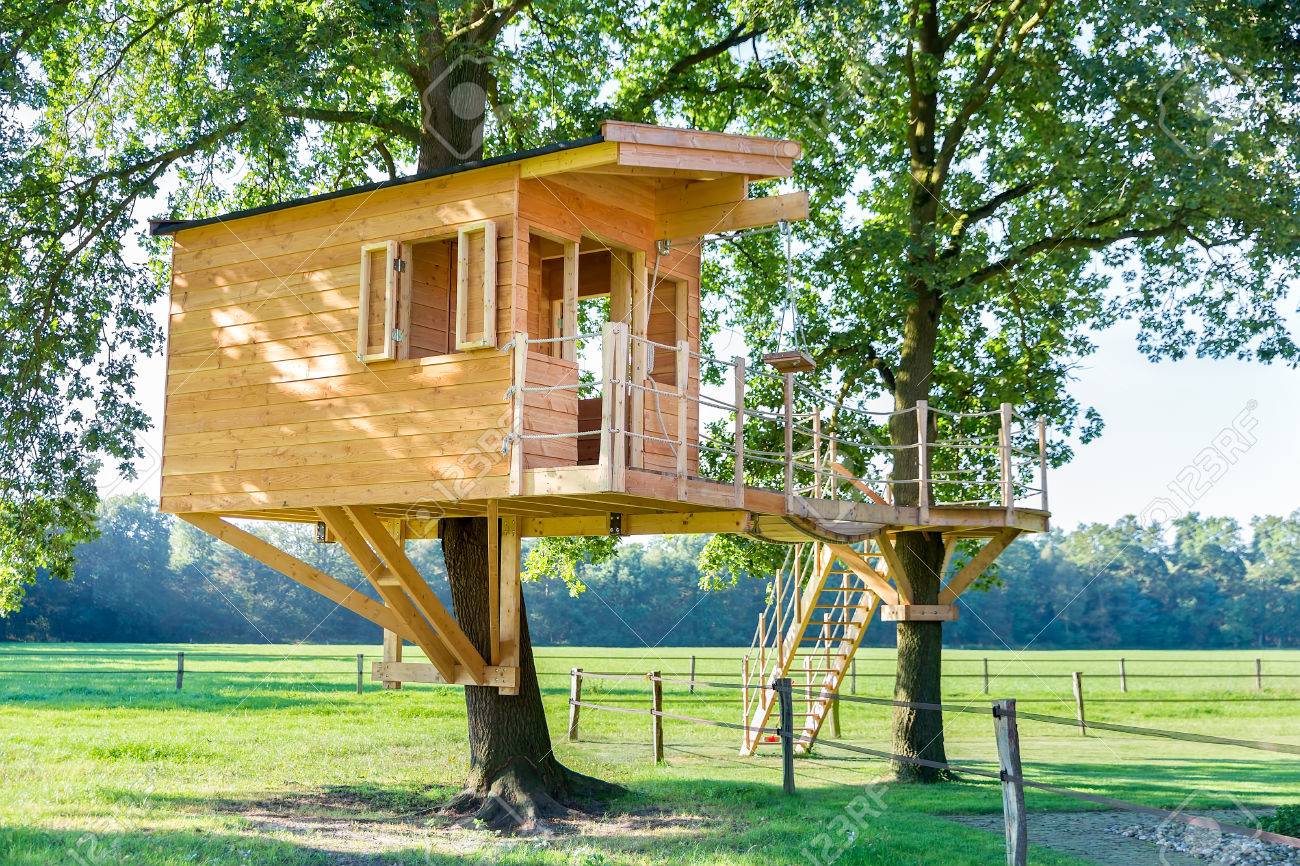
0, 644, 1297, 865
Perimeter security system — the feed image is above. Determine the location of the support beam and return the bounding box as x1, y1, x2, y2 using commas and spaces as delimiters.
872, 530, 914, 604
344, 505, 488, 686
487, 500, 500, 665
881, 604, 960, 622
317, 506, 457, 681
498, 515, 522, 695
939, 528, 1021, 604
828, 545, 899, 606
656, 191, 808, 241
177, 513, 414, 641
371, 661, 517, 688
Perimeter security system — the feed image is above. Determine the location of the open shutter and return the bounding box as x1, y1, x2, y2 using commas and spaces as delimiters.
357, 240, 399, 362
455, 220, 497, 350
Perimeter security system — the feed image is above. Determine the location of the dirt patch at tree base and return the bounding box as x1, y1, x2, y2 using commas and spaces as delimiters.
212, 785, 724, 863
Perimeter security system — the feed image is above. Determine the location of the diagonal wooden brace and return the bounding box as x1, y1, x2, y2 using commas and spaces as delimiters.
831, 545, 900, 606
343, 505, 488, 686
872, 530, 914, 604
939, 528, 1021, 604
177, 513, 416, 642
317, 507, 458, 682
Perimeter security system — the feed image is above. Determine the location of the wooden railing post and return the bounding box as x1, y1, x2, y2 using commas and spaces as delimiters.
1072, 671, 1086, 735
1037, 415, 1049, 512
993, 699, 1028, 866
676, 338, 690, 499
509, 331, 528, 495
612, 323, 629, 491
176, 651, 184, 691
650, 670, 664, 764
775, 677, 795, 794
783, 372, 795, 507
733, 356, 746, 507
916, 399, 929, 524
599, 322, 617, 489
812, 408, 822, 498
568, 668, 583, 741
1000, 402, 1014, 520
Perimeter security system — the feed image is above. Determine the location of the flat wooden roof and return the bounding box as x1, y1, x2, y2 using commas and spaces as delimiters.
149, 121, 803, 238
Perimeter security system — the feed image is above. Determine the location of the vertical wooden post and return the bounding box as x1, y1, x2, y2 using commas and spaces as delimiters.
629, 253, 648, 470
1000, 402, 1015, 520
509, 332, 528, 495
599, 322, 617, 489
1256, 657, 1263, 691
812, 409, 822, 497
175, 651, 184, 691
676, 338, 690, 499
650, 671, 664, 764
568, 668, 583, 741
356, 653, 365, 694
1037, 416, 1049, 513
775, 677, 795, 794
993, 699, 1028, 866
498, 515, 522, 695
733, 356, 746, 507
561, 242, 578, 361
830, 685, 841, 738
613, 323, 629, 491
1071, 671, 1086, 735
487, 499, 500, 665
1119, 657, 1127, 693
983, 657, 990, 695
688, 654, 696, 694
382, 629, 402, 690
775, 556, 785, 662
851, 656, 857, 694
782, 371, 795, 506
916, 399, 930, 524
742, 654, 750, 725
758, 615, 767, 675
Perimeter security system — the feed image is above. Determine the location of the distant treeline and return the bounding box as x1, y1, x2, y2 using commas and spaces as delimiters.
2, 495, 1296, 648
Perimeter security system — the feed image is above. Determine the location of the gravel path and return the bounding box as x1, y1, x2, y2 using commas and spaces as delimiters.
947, 810, 1292, 866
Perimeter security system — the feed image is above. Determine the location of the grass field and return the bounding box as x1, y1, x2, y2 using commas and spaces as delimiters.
0, 644, 1296, 865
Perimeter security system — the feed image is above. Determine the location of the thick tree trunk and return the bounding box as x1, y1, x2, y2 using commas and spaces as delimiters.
416, 52, 491, 172
438, 517, 619, 831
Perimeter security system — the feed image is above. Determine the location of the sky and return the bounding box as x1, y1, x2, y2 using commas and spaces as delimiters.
100, 281, 1298, 533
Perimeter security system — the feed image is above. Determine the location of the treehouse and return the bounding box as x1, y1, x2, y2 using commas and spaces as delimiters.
152, 121, 1051, 753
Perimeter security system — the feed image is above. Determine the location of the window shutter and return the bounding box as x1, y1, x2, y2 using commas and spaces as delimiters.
357, 240, 399, 361
455, 221, 497, 350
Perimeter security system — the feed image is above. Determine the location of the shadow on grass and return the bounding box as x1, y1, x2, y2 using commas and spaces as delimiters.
5, 777, 1089, 865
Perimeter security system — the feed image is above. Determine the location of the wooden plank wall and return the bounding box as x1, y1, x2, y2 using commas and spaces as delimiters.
522, 353, 579, 469
161, 166, 518, 514
517, 172, 702, 480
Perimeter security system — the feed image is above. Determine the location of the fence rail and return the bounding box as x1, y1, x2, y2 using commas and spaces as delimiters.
565, 668, 1300, 866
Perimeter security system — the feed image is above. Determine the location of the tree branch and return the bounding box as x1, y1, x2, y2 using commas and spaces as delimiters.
279, 105, 421, 144
622, 24, 767, 115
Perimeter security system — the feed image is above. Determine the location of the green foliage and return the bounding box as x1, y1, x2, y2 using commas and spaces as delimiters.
696, 533, 787, 591
1256, 804, 1300, 838
522, 535, 621, 596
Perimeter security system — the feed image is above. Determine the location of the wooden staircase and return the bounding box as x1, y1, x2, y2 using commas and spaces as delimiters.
740, 539, 886, 755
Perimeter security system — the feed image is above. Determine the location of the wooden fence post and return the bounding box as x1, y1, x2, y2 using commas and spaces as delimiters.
830, 689, 841, 738
175, 652, 184, 691
742, 654, 750, 727
650, 670, 664, 765
689, 655, 696, 694
356, 653, 364, 694
775, 677, 795, 794
1071, 671, 1086, 735
983, 657, 990, 694
993, 699, 1028, 866
568, 668, 583, 741
733, 356, 746, 507
1119, 657, 1127, 693
1256, 657, 1263, 691
851, 657, 857, 695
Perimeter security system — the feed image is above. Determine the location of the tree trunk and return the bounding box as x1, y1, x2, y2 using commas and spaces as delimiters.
439, 517, 619, 831
416, 51, 492, 172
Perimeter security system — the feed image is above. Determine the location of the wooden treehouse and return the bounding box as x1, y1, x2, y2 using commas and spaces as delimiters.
152, 121, 1051, 752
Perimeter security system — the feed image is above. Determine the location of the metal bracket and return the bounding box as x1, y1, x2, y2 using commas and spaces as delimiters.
393, 257, 406, 272
608, 513, 623, 538
392, 328, 405, 342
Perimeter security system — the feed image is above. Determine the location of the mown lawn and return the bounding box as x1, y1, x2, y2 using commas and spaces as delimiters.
0, 644, 1296, 865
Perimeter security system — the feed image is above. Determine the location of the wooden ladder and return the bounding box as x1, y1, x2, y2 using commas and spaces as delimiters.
740, 541, 884, 756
